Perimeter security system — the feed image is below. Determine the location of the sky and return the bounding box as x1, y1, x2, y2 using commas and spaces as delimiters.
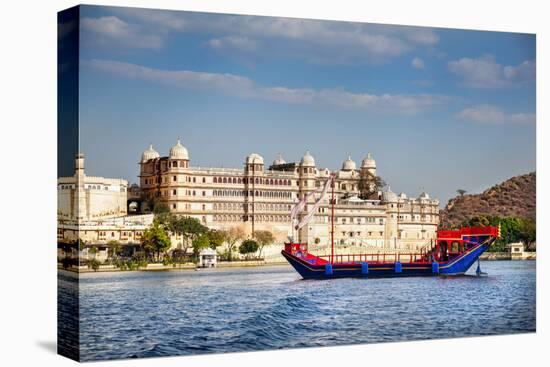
68, 5, 536, 206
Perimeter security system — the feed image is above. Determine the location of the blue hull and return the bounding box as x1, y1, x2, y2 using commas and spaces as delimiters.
282, 241, 492, 280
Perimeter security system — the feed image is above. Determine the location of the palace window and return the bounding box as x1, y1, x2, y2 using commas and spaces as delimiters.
203, 177, 206, 183
202, 191, 206, 196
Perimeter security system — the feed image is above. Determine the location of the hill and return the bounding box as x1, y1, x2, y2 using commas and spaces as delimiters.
439, 172, 536, 229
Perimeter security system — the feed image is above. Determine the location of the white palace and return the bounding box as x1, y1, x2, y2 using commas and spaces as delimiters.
138, 140, 440, 251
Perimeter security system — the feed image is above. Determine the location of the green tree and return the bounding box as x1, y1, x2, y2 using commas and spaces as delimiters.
457, 189, 467, 197
153, 201, 170, 215
156, 211, 174, 227
107, 240, 122, 259
77, 239, 86, 252
223, 227, 245, 261
89, 246, 98, 258
239, 239, 259, 260
206, 229, 226, 250
169, 216, 208, 256
192, 234, 210, 259
141, 220, 172, 261
89, 259, 101, 271
518, 219, 536, 250
358, 171, 386, 200
462, 216, 536, 252
254, 230, 275, 259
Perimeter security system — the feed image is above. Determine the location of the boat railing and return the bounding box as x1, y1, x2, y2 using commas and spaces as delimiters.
318, 252, 431, 264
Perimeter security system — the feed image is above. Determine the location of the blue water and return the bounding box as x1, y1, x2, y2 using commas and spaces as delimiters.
58, 260, 536, 361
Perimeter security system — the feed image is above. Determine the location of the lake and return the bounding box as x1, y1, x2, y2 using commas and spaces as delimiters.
58, 260, 536, 361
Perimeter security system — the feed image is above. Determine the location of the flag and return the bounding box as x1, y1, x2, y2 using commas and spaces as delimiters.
296, 177, 332, 230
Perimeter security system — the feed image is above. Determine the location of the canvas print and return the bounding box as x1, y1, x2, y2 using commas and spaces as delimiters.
57, 5, 536, 362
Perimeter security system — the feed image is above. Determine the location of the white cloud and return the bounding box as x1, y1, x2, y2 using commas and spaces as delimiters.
80, 16, 163, 50
85, 59, 450, 113
102, 8, 439, 63
411, 57, 424, 69
448, 55, 535, 88
208, 36, 260, 52
456, 105, 535, 125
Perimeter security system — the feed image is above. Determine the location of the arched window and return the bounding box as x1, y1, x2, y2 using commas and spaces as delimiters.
223, 177, 227, 183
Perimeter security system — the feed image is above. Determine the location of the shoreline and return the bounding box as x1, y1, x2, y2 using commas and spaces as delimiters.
58, 260, 290, 273
58, 253, 535, 273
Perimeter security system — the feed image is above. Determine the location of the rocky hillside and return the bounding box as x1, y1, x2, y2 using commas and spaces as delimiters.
440, 172, 536, 228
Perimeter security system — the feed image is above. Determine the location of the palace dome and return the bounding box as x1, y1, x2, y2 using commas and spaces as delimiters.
300, 151, 316, 166
272, 153, 286, 166
419, 192, 430, 200
361, 152, 376, 169
169, 139, 189, 160
398, 192, 407, 199
141, 144, 160, 162
341, 155, 357, 171
246, 153, 264, 165
381, 186, 398, 203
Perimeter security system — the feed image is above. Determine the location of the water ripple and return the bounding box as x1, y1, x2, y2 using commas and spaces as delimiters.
58, 261, 536, 361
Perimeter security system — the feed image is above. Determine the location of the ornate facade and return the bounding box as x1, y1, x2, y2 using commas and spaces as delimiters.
139, 140, 440, 251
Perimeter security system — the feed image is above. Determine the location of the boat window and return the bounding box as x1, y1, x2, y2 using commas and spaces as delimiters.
451, 241, 460, 252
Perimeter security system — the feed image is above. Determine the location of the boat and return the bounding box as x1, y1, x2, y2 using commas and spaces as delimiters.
281, 174, 500, 280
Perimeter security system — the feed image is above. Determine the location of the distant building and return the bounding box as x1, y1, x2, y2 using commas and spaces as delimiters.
57, 154, 153, 248
57, 214, 153, 246
57, 154, 128, 222
138, 140, 440, 250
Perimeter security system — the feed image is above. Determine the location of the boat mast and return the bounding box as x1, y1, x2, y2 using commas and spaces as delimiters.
331, 174, 335, 263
